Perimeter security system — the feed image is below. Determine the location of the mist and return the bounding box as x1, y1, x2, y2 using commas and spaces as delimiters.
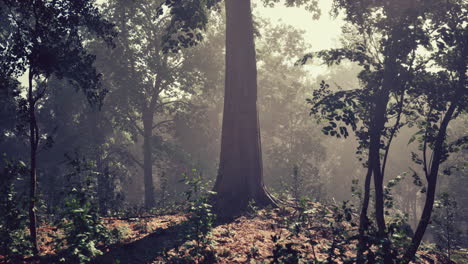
1, 0, 466, 263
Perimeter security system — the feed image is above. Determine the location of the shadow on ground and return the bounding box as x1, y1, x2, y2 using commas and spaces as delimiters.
92, 218, 233, 264
92, 221, 189, 264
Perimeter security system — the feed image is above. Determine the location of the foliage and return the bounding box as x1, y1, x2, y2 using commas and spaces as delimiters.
261, 0, 321, 19
161, 169, 217, 263
265, 201, 355, 264
108, 224, 131, 245
0, 0, 115, 104
158, 0, 223, 53
303, 0, 467, 262
52, 158, 110, 263
183, 170, 217, 260
268, 241, 302, 264
0, 157, 32, 259
1, 0, 115, 253
247, 200, 260, 218
55, 186, 109, 264
255, 18, 326, 200
431, 192, 461, 261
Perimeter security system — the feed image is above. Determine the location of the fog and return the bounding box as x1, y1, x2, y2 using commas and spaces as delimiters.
1, 0, 466, 262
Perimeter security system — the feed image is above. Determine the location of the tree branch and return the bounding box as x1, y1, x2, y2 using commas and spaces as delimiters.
124, 112, 144, 136
152, 119, 174, 130
127, 152, 144, 169
154, 100, 189, 112
381, 90, 404, 178
422, 107, 433, 180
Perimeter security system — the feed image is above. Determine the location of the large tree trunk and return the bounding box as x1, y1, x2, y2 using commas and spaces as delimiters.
27, 69, 39, 255
143, 110, 155, 208
213, 0, 276, 218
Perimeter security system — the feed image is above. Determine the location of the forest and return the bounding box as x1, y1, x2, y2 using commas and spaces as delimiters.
0, 0, 467, 263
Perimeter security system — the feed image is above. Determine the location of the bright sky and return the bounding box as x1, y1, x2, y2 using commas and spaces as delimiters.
253, 0, 344, 51
253, 0, 345, 77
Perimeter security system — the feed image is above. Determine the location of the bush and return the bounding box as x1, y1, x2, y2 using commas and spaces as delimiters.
161, 169, 218, 263
108, 224, 131, 244
432, 192, 462, 262
0, 157, 32, 260
55, 187, 109, 263
183, 170, 217, 262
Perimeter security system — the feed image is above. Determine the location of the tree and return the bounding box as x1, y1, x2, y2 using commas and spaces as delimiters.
255, 20, 326, 201
431, 193, 460, 262
401, 1, 467, 261
305, 0, 466, 262
32, 76, 127, 216
213, 0, 277, 217
304, 0, 433, 262
95, 0, 215, 208
0, 0, 114, 254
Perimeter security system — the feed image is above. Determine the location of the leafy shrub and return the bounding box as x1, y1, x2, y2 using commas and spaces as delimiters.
108, 224, 131, 244
431, 192, 462, 262
55, 187, 109, 263
180, 171, 214, 237
134, 221, 151, 234
183, 170, 217, 262
268, 241, 302, 264
0, 157, 32, 260
161, 169, 218, 263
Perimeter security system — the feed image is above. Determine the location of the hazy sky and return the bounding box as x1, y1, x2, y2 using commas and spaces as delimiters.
254, 0, 344, 51
253, 0, 345, 77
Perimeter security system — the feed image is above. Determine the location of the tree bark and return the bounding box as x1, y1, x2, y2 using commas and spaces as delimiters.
213, 0, 276, 218
28, 69, 39, 255
143, 109, 155, 209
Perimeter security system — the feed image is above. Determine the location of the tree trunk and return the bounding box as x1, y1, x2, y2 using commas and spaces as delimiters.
27, 69, 39, 255
401, 114, 449, 263
357, 165, 372, 263
143, 110, 155, 209
367, 40, 400, 263
213, 0, 276, 218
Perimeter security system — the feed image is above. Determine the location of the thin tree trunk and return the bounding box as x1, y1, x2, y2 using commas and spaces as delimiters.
143, 110, 155, 209
368, 45, 399, 263
413, 191, 417, 228
368, 86, 389, 240
27, 69, 39, 255
402, 84, 465, 264
213, 0, 276, 218
357, 165, 372, 263
370, 125, 392, 264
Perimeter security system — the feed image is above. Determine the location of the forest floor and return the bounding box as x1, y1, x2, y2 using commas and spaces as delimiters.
94, 204, 450, 264
2, 202, 456, 264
